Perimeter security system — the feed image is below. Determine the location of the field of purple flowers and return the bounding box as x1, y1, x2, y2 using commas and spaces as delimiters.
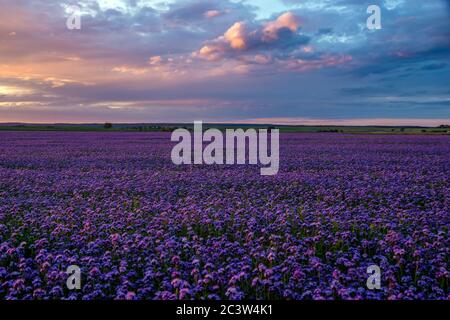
0, 132, 448, 300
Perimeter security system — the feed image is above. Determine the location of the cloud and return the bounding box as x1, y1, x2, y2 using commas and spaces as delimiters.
224, 22, 248, 50
0, 85, 35, 96
162, 0, 255, 28
262, 12, 300, 41
192, 11, 354, 74
204, 10, 221, 18
282, 54, 352, 72
111, 66, 149, 75
149, 56, 163, 65
195, 12, 309, 61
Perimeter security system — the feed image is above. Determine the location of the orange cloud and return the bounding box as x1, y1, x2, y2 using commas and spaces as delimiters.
196, 12, 304, 61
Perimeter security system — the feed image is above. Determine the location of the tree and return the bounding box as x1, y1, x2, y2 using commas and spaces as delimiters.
104, 123, 113, 129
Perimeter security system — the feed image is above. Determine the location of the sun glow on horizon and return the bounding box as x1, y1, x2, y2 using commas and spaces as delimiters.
0, 85, 35, 96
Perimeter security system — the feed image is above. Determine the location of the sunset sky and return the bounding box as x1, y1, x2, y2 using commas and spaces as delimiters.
0, 0, 449, 125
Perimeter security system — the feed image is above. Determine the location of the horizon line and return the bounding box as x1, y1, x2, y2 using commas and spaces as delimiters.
0, 118, 449, 127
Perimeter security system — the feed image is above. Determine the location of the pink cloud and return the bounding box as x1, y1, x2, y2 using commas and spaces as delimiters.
204, 10, 221, 18
224, 22, 248, 50
262, 12, 301, 41
148, 56, 163, 65
282, 55, 353, 72
196, 12, 304, 61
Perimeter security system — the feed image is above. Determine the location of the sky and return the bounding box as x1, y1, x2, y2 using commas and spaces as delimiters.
0, 0, 449, 125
